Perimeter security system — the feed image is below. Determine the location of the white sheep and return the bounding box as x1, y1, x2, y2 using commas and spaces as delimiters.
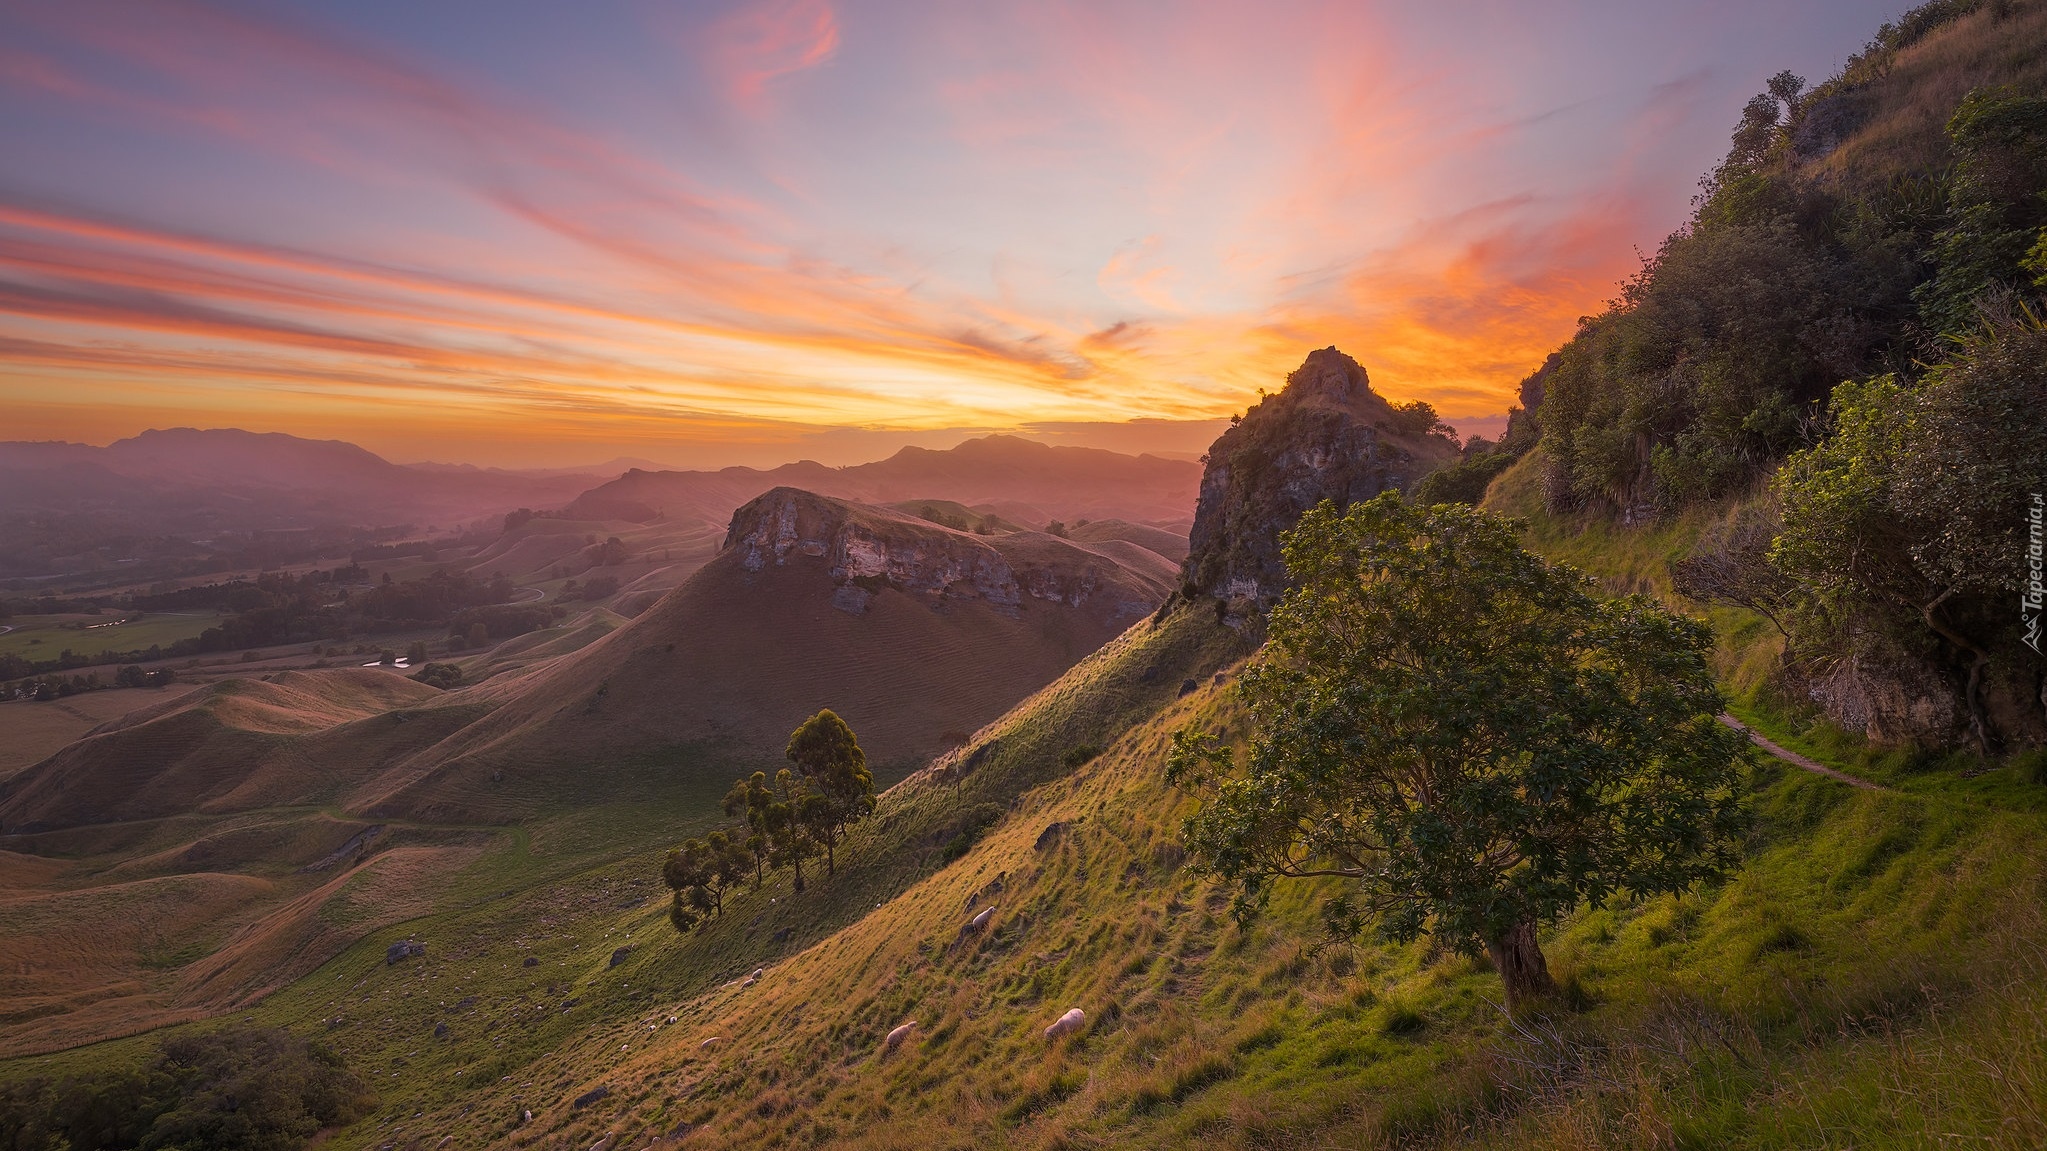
699, 1036, 724, 1051
882, 1020, 917, 1054
1043, 1007, 1085, 1041
965, 907, 994, 933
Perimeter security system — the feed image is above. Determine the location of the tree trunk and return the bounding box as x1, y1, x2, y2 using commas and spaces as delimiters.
792, 858, 805, 893
1486, 920, 1555, 1013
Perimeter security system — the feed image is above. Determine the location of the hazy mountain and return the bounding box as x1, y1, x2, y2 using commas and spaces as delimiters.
563, 434, 1200, 532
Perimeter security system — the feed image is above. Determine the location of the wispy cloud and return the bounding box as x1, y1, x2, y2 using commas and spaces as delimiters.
0, 0, 1776, 464
713, 0, 840, 110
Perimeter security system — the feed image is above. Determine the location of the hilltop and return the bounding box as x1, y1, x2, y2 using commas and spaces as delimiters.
1183, 347, 1459, 604
352, 487, 1180, 823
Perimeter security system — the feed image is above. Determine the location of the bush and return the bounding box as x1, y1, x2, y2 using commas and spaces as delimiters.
0, 1026, 374, 1151
410, 662, 463, 690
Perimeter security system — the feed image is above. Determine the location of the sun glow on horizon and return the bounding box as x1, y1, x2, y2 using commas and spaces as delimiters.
0, 0, 1898, 467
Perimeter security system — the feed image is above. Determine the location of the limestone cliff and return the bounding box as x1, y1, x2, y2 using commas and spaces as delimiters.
1182, 348, 1460, 604
724, 487, 1163, 619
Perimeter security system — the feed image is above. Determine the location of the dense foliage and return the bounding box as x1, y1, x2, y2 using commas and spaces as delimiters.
1535, 0, 2047, 518
1170, 496, 1750, 1008
0, 1027, 373, 1151
1679, 318, 2047, 747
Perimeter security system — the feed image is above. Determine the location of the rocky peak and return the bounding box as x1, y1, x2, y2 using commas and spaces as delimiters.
723, 487, 1158, 619
1182, 347, 1458, 605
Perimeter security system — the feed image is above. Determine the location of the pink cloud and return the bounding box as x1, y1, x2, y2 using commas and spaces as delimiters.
713, 0, 839, 110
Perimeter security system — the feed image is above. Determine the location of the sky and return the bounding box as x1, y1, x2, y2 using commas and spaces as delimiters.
0, 0, 1904, 468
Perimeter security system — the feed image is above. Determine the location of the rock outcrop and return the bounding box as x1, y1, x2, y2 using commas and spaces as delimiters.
1182, 348, 1459, 605
726, 487, 1154, 619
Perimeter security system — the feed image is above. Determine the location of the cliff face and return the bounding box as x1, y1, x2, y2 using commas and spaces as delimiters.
1183, 348, 1459, 603
725, 487, 1165, 619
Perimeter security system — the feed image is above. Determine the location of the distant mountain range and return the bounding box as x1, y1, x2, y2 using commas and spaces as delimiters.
563, 433, 1200, 531
0, 428, 1199, 584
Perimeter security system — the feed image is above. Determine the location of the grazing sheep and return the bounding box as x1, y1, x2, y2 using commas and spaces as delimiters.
699, 1036, 724, 1051
752, 967, 764, 979
1044, 1008, 1085, 1041
882, 1020, 917, 1054
968, 907, 994, 930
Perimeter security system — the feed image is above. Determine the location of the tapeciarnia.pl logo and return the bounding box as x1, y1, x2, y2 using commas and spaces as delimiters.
2026, 492, 2044, 655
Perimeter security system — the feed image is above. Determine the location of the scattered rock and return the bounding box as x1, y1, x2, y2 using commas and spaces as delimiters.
523, 956, 540, 967
1179, 678, 1199, 697
772, 928, 792, 945
1034, 822, 1068, 851
668, 1119, 693, 1139
386, 939, 426, 965
571, 1085, 610, 1109
609, 946, 633, 969
433, 1021, 449, 1039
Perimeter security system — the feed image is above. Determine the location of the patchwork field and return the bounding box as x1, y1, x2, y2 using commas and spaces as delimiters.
0, 612, 224, 661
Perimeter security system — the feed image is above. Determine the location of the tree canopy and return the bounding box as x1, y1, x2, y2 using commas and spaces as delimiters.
1170, 495, 1751, 1009
785, 708, 876, 877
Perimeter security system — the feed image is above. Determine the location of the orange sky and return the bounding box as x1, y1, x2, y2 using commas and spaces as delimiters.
0, 1, 1896, 467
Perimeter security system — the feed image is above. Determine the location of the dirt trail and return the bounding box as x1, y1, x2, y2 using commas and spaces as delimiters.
1718, 714, 1885, 791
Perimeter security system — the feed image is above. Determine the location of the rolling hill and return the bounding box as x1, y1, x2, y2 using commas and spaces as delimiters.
349, 487, 1181, 822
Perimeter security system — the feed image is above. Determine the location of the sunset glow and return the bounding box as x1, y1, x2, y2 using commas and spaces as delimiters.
0, 0, 1897, 466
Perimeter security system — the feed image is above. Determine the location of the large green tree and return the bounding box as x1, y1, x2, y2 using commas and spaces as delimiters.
1169, 495, 1750, 1010
785, 708, 876, 877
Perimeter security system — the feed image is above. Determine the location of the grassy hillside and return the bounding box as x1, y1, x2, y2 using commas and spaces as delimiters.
14, 521, 2045, 1151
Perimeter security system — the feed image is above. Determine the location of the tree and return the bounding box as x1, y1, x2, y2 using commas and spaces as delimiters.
723, 772, 777, 887
1168, 495, 1750, 1011
766, 768, 821, 892
784, 709, 876, 876
662, 831, 750, 933
721, 767, 820, 891
1769, 319, 2047, 748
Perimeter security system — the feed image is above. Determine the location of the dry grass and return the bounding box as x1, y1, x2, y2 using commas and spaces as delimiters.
1808, 2, 2047, 191
0, 685, 196, 781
